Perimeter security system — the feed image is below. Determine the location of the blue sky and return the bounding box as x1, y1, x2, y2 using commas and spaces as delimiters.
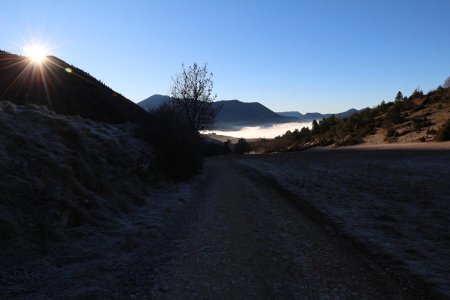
1, 0, 449, 113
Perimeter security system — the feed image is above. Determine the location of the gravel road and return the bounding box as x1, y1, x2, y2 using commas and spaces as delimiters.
154, 158, 420, 299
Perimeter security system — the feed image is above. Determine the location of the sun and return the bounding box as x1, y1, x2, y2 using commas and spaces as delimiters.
23, 44, 49, 63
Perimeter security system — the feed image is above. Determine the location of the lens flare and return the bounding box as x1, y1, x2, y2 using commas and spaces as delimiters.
23, 44, 48, 63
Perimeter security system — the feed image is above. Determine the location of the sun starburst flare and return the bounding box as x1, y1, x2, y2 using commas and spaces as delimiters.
23, 44, 49, 63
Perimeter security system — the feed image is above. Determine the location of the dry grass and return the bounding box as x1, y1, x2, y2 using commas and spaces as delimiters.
365, 92, 450, 145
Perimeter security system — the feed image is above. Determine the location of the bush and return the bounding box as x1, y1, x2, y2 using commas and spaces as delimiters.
385, 127, 397, 138
144, 104, 203, 179
427, 128, 438, 135
234, 138, 251, 154
411, 116, 432, 131
383, 103, 403, 127
339, 135, 363, 146
435, 119, 450, 141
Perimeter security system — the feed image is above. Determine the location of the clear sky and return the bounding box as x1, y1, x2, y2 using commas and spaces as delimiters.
1, 0, 449, 113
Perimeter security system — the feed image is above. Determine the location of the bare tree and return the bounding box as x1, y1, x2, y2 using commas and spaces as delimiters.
444, 76, 450, 88
170, 63, 221, 132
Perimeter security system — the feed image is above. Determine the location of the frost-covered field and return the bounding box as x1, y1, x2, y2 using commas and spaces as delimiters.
237, 148, 450, 297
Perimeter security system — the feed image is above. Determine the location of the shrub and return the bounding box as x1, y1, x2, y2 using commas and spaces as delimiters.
410, 88, 424, 100
435, 119, 450, 141
427, 128, 437, 135
411, 115, 432, 131
340, 135, 363, 146
234, 138, 251, 154
144, 104, 202, 179
385, 127, 397, 138
383, 103, 403, 127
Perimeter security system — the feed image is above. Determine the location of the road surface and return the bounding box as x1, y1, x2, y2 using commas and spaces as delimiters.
153, 158, 419, 299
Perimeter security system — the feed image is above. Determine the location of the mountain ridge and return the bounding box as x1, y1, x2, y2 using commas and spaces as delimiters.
138, 94, 357, 129
138, 95, 297, 130
213, 99, 293, 129
277, 108, 359, 122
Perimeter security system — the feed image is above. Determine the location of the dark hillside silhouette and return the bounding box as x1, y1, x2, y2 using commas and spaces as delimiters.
213, 100, 290, 128
0, 51, 149, 125
139, 94, 171, 111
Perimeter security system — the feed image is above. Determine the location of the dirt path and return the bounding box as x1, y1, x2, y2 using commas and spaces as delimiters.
155, 158, 417, 299
2, 156, 432, 299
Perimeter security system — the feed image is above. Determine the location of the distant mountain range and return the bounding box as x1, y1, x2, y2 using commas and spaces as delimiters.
277, 108, 358, 122
0, 50, 148, 125
138, 95, 357, 130
139, 95, 295, 130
